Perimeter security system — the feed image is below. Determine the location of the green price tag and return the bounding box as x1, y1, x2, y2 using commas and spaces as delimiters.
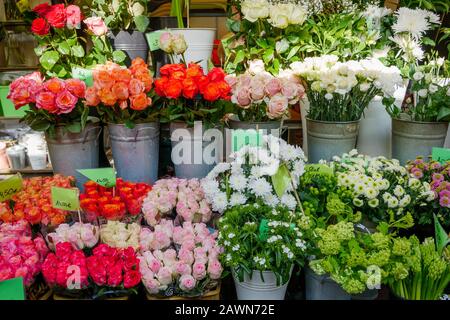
432, 147, 450, 164
434, 214, 450, 255
305, 164, 334, 176
231, 129, 263, 152
0, 277, 25, 300
146, 31, 163, 51
0, 174, 23, 202
77, 168, 116, 188
259, 219, 269, 241
72, 67, 94, 87
51, 187, 80, 211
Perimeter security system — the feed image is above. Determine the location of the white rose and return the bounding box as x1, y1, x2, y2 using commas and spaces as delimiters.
360, 83, 371, 92
429, 84, 438, 93
289, 5, 307, 25
269, 4, 291, 29
418, 89, 428, 97
241, 0, 270, 22
413, 72, 424, 81
248, 59, 265, 75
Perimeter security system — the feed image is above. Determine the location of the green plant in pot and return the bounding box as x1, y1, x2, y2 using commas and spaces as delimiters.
82, 0, 150, 64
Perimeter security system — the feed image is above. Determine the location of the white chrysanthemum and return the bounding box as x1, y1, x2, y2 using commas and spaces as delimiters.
399, 195, 411, 208
281, 194, 297, 210
230, 193, 247, 206
387, 197, 399, 208
249, 178, 273, 197
212, 192, 228, 213
259, 157, 280, 176
229, 174, 247, 191
264, 193, 280, 207
392, 7, 433, 40
362, 5, 391, 20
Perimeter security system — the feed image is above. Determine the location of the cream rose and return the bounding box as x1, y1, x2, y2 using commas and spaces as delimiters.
268, 4, 291, 29
241, 0, 270, 23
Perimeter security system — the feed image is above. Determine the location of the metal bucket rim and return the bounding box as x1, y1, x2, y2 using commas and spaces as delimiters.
306, 118, 360, 125
391, 117, 449, 126
169, 28, 217, 31
228, 120, 281, 125
107, 122, 159, 127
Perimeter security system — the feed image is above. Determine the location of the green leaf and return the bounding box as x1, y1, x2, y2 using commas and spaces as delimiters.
112, 50, 127, 63
421, 37, 435, 47
286, 45, 300, 60
275, 39, 289, 54
34, 45, 46, 56
437, 107, 450, 121
434, 214, 450, 255
66, 122, 82, 133
134, 15, 149, 32
125, 119, 136, 129
263, 49, 274, 64
256, 38, 268, 49
234, 50, 245, 65
58, 41, 71, 55
271, 164, 291, 198
71, 45, 85, 58
30, 119, 50, 132
39, 51, 60, 71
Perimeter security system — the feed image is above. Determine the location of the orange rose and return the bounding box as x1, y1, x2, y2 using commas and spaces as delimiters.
44, 78, 65, 94
111, 82, 129, 100
164, 79, 183, 99
154, 77, 168, 96
130, 93, 151, 111
119, 100, 128, 110
186, 63, 204, 80
85, 87, 100, 106
139, 74, 153, 92
128, 78, 145, 96
98, 87, 117, 106
94, 70, 114, 90
112, 68, 132, 84
202, 83, 221, 102
65, 78, 86, 98
182, 78, 198, 99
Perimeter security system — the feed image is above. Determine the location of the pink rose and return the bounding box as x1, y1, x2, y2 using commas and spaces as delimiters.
250, 80, 266, 101
192, 262, 206, 280
156, 266, 173, 286
159, 32, 173, 53
55, 90, 78, 114
182, 239, 196, 251
179, 274, 196, 291
264, 78, 282, 97
84, 87, 100, 106
267, 93, 288, 119
162, 249, 177, 266
84, 17, 108, 36
207, 259, 223, 280
225, 74, 237, 88
144, 278, 161, 294
234, 87, 251, 108
175, 262, 192, 276
36, 91, 57, 113
66, 5, 82, 29
178, 248, 194, 265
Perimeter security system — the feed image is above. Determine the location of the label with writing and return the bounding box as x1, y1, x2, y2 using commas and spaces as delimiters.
51, 187, 80, 211
146, 31, 163, 51
0, 175, 23, 202
77, 168, 116, 188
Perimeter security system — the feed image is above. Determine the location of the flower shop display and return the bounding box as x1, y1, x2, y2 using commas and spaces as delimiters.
154, 63, 231, 178
84, 0, 150, 64
30, 3, 126, 79
0, 221, 49, 287
100, 221, 141, 250
139, 220, 222, 299
0, 175, 75, 226
46, 222, 100, 251
406, 157, 450, 229
218, 203, 307, 300
80, 179, 151, 222
86, 58, 159, 184
289, 55, 402, 163
7, 72, 101, 188
142, 178, 212, 227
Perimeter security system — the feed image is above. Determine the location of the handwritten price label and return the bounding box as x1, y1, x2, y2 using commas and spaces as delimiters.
77, 168, 116, 188
0, 175, 23, 202
146, 31, 163, 51
51, 187, 80, 211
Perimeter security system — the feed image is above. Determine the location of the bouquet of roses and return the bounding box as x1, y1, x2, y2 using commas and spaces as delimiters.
329, 150, 435, 227
100, 221, 141, 250
0, 221, 49, 286
139, 220, 222, 297
202, 135, 305, 213
142, 178, 212, 227
225, 60, 305, 122
154, 63, 232, 126
289, 55, 403, 122
0, 175, 74, 226
85, 58, 156, 127
406, 157, 450, 227
42, 242, 90, 297
30, 3, 125, 79
80, 179, 151, 221
139, 219, 174, 251
86, 244, 141, 298
46, 222, 99, 251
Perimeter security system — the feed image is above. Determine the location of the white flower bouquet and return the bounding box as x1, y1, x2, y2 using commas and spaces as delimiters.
201, 135, 306, 213
290, 55, 403, 121
100, 220, 141, 250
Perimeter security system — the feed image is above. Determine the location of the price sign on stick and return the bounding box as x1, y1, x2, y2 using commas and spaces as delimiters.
146, 31, 163, 51
51, 187, 80, 211
0, 277, 25, 300
77, 168, 116, 188
0, 174, 23, 202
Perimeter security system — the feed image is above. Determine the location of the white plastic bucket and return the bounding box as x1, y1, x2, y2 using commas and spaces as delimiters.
232, 269, 291, 300
28, 150, 47, 170
169, 28, 216, 73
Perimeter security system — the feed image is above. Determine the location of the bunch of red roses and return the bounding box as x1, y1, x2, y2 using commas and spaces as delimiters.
80, 179, 152, 221
31, 3, 84, 36
86, 244, 141, 289
154, 64, 231, 102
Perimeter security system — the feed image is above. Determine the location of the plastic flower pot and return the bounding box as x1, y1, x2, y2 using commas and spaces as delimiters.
232, 269, 292, 300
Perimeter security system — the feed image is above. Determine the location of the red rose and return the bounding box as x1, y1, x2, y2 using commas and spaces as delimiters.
31, 18, 50, 36
208, 67, 226, 82
164, 79, 183, 99
55, 262, 70, 287
33, 3, 51, 17
125, 198, 141, 216
154, 77, 169, 96
123, 270, 141, 289
159, 64, 185, 77
87, 256, 107, 286
45, 4, 67, 28
107, 263, 123, 287
186, 63, 204, 80
182, 78, 198, 99
93, 244, 111, 257
55, 242, 73, 259
202, 83, 222, 102
197, 75, 210, 93
42, 253, 58, 286
217, 81, 232, 99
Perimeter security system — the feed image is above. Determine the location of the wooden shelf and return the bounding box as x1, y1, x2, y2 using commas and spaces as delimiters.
0, 166, 53, 175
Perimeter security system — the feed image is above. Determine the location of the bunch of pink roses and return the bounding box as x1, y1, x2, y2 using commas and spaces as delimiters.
139, 219, 174, 251
139, 221, 223, 296
142, 178, 212, 227
46, 222, 99, 251
225, 59, 305, 121
0, 221, 49, 286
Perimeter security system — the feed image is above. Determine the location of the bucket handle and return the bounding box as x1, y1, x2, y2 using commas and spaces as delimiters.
83, 126, 102, 144
134, 126, 157, 142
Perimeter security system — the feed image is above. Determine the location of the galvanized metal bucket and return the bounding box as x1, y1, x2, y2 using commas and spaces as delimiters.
306, 118, 360, 163
108, 122, 160, 184
46, 124, 101, 189
108, 30, 149, 66
392, 118, 449, 165
170, 122, 222, 179
305, 267, 351, 300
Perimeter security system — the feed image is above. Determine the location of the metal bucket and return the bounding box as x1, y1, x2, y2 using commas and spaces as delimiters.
46, 124, 101, 189
108, 30, 149, 66
306, 118, 360, 163
392, 118, 449, 165
108, 122, 160, 184
170, 122, 222, 179
305, 267, 351, 300
232, 269, 291, 300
